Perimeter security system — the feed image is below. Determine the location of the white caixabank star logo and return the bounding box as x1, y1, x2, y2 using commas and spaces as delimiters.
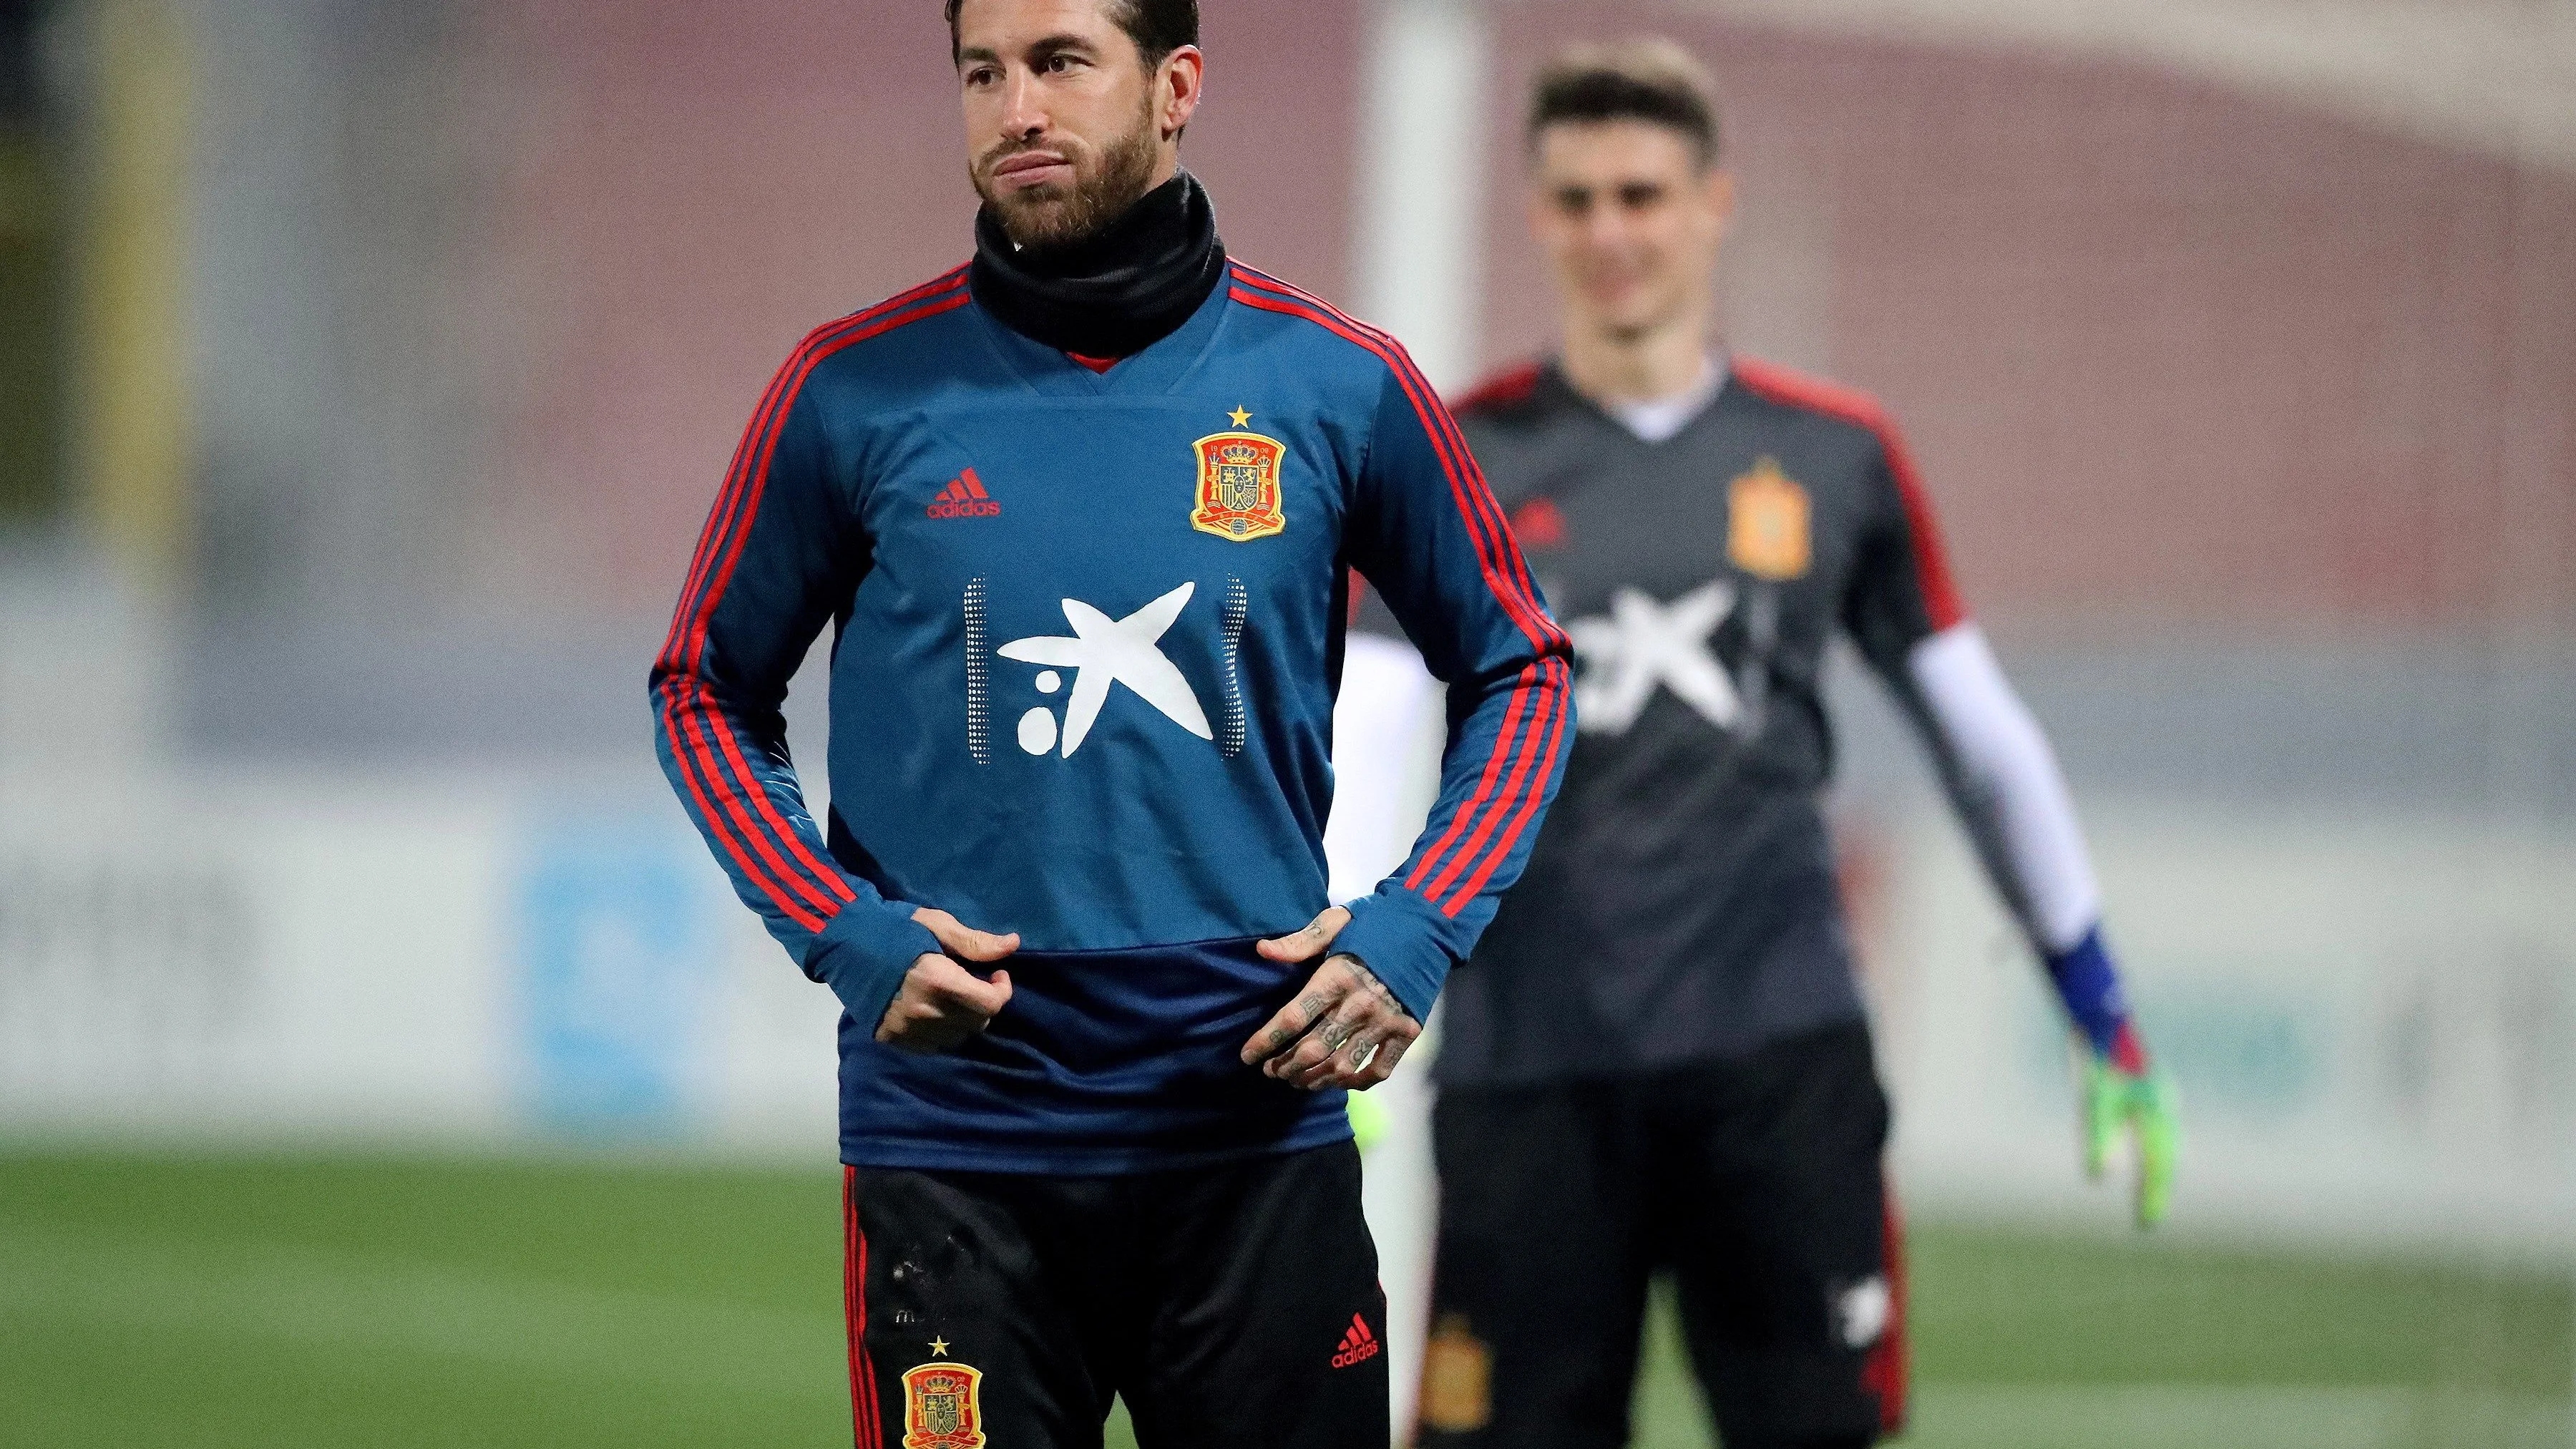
962, 577, 1250, 762
1565, 578, 1742, 735
1000, 582, 1211, 757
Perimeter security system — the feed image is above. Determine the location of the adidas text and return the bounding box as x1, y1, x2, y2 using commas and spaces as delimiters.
1330, 1313, 1382, 1369
928, 469, 1000, 519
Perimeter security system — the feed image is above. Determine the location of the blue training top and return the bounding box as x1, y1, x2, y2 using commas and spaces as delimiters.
651, 260, 1573, 1173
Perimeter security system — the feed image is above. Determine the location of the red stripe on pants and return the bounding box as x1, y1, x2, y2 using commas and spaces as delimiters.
844, 1166, 883, 1449
1861, 1185, 1911, 1435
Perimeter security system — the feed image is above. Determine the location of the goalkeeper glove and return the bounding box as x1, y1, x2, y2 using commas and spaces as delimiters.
1347, 1089, 1392, 1154
2082, 1043, 2179, 1228
2048, 926, 2179, 1228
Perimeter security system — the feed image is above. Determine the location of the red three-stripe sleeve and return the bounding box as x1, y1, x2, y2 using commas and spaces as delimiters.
1228, 269, 1574, 1023
650, 283, 966, 1030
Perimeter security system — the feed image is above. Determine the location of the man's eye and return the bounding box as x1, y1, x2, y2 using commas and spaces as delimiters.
1555, 190, 1593, 216
965, 66, 997, 87
1618, 185, 1664, 210
1045, 54, 1082, 74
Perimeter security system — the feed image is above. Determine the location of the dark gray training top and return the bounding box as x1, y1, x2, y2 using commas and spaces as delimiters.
1365, 356, 1981, 1088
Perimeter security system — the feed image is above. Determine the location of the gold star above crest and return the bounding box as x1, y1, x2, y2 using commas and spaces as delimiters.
1228, 406, 1252, 428
928, 1335, 950, 1357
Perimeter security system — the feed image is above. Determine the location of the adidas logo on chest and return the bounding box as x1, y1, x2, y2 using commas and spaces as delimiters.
927, 468, 1000, 519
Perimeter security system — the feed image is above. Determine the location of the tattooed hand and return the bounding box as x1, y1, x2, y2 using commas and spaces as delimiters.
1239, 906, 1421, 1091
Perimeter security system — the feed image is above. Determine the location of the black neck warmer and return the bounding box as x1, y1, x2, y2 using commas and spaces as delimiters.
970, 172, 1226, 359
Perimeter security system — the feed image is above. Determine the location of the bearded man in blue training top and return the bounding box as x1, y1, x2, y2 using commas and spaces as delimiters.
648, 2, 1572, 1444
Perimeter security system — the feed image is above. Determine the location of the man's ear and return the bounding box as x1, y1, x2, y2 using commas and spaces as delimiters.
1523, 185, 1548, 245
1704, 167, 1737, 241
1160, 44, 1205, 140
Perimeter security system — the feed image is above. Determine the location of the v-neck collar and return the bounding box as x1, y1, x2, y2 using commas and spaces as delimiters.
1544, 356, 1737, 451
972, 282, 1233, 399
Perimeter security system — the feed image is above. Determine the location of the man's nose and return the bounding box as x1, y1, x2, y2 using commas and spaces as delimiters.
1000, 69, 1048, 139
1579, 208, 1631, 250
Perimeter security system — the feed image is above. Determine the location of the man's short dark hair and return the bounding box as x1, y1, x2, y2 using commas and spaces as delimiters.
1526, 39, 1722, 169
947, 0, 1199, 68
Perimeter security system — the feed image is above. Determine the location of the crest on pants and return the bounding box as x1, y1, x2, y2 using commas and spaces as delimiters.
900, 1361, 986, 1449
1417, 1313, 1493, 1433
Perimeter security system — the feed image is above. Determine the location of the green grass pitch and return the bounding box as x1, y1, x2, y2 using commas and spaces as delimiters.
1, 1150, 2565, 1448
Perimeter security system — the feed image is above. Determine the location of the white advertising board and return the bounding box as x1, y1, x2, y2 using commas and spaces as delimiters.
0, 766, 837, 1150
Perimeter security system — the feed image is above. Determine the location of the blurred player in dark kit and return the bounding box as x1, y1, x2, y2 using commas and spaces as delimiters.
1393, 39, 2180, 1449
649, 1, 1571, 1444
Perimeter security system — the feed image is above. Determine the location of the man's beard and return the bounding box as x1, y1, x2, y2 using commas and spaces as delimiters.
973, 103, 1163, 250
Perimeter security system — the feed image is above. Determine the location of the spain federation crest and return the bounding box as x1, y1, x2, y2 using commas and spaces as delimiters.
1727, 456, 1813, 581
1418, 1314, 1493, 1433
900, 1361, 986, 1449
1191, 414, 1289, 542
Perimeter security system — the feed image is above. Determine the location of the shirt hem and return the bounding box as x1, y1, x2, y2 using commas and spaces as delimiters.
839, 1113, 1354, 1176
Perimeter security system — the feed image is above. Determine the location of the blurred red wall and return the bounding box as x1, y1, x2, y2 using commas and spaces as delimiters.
468, 0, 1362, 616
444, 0, 2572, 641
1482, 8, 2576, 640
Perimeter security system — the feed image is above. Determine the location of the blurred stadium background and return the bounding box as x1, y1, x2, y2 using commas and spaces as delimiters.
2, 1, 2571, 1445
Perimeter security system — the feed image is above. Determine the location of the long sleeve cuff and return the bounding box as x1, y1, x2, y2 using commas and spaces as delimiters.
1332, 883, 1455, 1023
2044, 924, 2132, 1057
802, 900, 943, 1030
